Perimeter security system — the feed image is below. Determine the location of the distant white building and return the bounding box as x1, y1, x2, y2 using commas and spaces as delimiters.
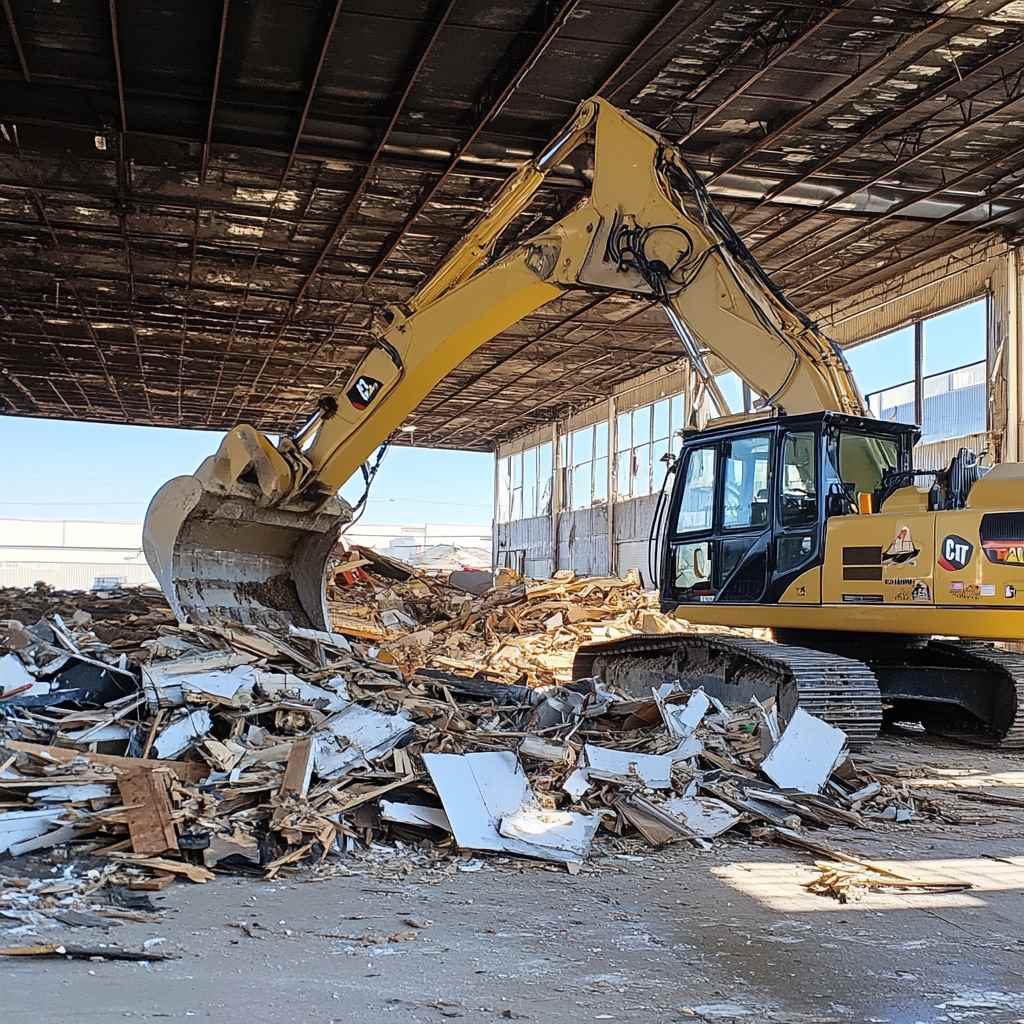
0, 517, 492, 590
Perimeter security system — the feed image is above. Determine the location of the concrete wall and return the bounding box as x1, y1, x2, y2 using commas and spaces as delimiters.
494, 239, 1023, 580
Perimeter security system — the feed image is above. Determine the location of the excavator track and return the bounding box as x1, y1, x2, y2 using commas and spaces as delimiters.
918, 641, 1024, 749
573, 632, 883, 750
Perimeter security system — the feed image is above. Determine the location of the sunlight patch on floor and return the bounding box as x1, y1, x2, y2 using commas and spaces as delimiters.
711, 855, 1024, 912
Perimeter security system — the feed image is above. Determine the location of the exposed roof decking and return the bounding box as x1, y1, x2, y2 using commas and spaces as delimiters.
2, 0, 1024, 447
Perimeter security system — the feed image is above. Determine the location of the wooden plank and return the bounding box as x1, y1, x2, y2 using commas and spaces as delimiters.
5, 740, 206, 783
117, 769, 177, 856
128, 872, 175, 891
104, 853, 214, 883
279, 737, 313, 798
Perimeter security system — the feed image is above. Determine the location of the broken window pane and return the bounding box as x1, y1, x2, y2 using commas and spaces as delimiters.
571, 425, 593, 466
632, 405, 651, 448
634, 443, 652, 498
615, 450, 632, 500
572, 460, 592, 509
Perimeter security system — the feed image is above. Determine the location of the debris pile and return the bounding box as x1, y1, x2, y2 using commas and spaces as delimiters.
329, 557, 733, 686
0, 579, 949, 912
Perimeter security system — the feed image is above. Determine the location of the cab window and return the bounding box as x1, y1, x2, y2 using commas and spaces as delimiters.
780, 432, 817, 528
722, 434, 771, 530
838, 433, 898, 495
676, 446, 716, 532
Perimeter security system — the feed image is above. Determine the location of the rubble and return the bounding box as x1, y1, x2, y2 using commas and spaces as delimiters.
328, 558, 733, 686
0, 569, 994, 922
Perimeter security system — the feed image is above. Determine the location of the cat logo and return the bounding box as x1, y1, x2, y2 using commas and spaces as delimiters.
346, 374, 383, 411
938, 534, 973, 572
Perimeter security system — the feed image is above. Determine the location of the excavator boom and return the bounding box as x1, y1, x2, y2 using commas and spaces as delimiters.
144, 97, 863, 629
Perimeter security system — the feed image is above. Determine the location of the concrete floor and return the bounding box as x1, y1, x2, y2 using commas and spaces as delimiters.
3, 736, 1024, 1024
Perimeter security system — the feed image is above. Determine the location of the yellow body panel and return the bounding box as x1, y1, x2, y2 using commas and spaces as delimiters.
778, 566, 821, 604
672, 503, 1024, 641
822, 511, 936, 607
671, 599, 1024, 641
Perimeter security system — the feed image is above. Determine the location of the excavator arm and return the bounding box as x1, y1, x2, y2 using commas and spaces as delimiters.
143, 97, 865, 630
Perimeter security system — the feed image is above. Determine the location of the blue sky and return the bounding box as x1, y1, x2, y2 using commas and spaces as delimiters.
0, 418, 494, 526
0, 300, 985, 526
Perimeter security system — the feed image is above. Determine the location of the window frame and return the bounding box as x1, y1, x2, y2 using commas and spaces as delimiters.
720, 432, 773, 533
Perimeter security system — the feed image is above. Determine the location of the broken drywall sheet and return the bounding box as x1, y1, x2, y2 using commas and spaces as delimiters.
142, 656, 257, 707
498, 805, 599, 861
655, 685, 710, 739
63, 724, 133, 743
379, 800, 452, 831
563, 743, 673, 798
424, 751, 596, 863
287, 624, 353, 652
313, 704, 413, 780
661, 795, 741, 838
0, 808, 68, 855
760, 706, 847, 794
152, 708, 213, 759
29, 784, 114, 803
256, 671, 349, 711
0, 652, 50, 697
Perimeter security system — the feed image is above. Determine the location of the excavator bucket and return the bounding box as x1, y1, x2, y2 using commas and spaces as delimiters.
142, 475, 347, 631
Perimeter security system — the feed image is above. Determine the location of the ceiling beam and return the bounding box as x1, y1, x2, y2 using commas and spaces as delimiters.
788, 172, 1024, 298
667, 1, 852, 143
749, 77, 1024, 254
600, 0, 726, 100
201, 0, 231, 185
362, 0, 584, 286
767, 138, 1024, 277
108, 0, 128, 134
731, 33, 1024, 229
281, 0, 345, 184
706, 9, 965, 185
2, 0, 30, 82
284, 0, 457, 315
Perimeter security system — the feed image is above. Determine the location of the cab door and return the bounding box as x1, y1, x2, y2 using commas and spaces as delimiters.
716, 432, 773, 602
663, 431, 773, 604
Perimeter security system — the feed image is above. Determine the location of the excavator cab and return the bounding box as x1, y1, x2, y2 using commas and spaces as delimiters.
659, 413, 920, 610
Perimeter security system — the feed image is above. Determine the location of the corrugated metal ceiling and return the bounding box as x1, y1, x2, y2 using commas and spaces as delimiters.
2, 0, 1024, 448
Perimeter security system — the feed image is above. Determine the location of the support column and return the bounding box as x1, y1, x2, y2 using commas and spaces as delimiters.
550, 422, 561, 574
913, 319, 924, 429
491, 452, 499, 574
1011, 248, 1023, 463
607, 396, 616, 576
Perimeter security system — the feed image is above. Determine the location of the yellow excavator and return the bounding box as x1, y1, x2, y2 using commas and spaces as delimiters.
144, 98, 1024, 748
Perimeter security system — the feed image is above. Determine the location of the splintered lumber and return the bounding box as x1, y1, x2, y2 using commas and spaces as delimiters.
327, 612, 389, 642
0, 944, 175, 962
104, 853, 214, 883
117, 768, 177, 855
280, 737, 314, 798
128, 873, 175, 892
772, 827, 973, 899
5, 740, 206, 783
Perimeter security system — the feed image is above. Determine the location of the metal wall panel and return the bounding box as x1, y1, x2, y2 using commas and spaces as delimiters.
557, 506, 610, 576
